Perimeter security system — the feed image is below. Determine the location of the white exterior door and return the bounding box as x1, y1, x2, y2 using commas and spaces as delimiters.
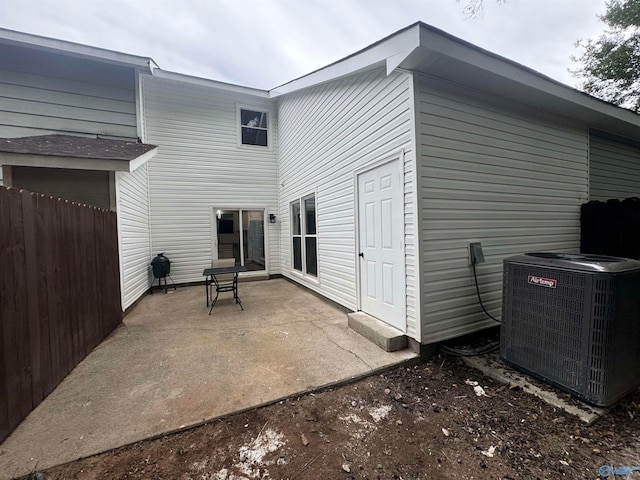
357, 160, 405, 331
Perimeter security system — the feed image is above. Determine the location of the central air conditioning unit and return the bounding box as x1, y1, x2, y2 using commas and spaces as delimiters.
501, 253, 640, 407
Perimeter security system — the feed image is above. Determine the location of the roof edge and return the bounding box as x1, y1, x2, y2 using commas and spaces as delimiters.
269, 22, 421, 97
413, 23, 640, 129
0, 27, 157, 72
0, 152, 143, 172
151, 70, 270, 97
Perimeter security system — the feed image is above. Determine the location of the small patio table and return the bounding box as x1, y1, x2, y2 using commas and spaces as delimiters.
202, 265, 248, 315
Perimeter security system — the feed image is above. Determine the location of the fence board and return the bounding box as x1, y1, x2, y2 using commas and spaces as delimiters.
22, 191, 43, 406
34, 194, 53, 398
7, 188, 32, 421
3, 188, 18, 431
66, 200, 80, 367
0, 187, 121, 442
47, 197, 64, 387
105, 210, 120, 332
61, 200, 76, 374
0, 187, 12, 440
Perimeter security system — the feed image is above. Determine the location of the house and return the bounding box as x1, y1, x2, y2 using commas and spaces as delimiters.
1, 22, 640, 348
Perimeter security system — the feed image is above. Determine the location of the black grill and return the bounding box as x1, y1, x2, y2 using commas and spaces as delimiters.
150, 253, 175, 293
151, 253, 171, 278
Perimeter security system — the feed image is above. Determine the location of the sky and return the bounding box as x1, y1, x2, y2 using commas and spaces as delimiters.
0, 0, 610, 91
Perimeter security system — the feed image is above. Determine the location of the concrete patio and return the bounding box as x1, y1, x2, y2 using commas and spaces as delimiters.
0, 278, 418, 479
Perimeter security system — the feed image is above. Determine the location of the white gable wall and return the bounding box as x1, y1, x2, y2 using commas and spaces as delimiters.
590, 134, 640, 201
141, 76, 279, 283
116, 163, 152, 310
277, 68, 419, 340
417, 74, 589, 343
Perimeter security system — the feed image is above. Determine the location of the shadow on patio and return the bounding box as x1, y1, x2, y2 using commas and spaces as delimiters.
0, 278, 418, 479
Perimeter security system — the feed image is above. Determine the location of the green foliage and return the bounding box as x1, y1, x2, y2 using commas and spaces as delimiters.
573, 0, 640, 112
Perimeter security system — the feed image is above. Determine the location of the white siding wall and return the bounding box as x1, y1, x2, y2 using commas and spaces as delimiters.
116, 164, 152, 310
277, 68, 419, 339
0, 43, 137, 139
590, 134, 640, 201
141, 76, 279, 283
417, 74, 589, 343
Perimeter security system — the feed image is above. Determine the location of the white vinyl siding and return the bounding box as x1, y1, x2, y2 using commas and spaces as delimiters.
116, 164, 152, 310
417, 74, 589, 343
589, 134, 640, 201
141, 76, 279, 284
277, 68, 419, 340
0, 43, 137, 139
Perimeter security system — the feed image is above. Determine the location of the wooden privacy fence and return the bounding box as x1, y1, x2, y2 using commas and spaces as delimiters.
0, 187, 121, 442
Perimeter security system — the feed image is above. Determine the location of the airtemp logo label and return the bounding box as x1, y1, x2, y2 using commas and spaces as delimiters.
528, 275, 557, 288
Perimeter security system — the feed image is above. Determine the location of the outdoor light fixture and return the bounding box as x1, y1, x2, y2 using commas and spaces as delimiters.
216, 210, 222, 220
269, 213, 276, 223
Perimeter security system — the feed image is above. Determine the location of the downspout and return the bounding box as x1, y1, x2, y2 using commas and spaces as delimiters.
137, 70, 155, 293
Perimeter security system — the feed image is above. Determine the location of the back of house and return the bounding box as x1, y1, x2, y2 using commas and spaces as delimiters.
2, 22, 640, 349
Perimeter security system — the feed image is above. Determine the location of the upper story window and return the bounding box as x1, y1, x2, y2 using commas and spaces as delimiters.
240, 108, 268, 147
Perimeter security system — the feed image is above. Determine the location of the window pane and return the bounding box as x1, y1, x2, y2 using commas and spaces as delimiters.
255, 129, 268, 146
240, 109, 267, 128
293, 237, 302, 271
216, 210, 240, 266
291, 201, 301, 235
242, 127, 268, 147
305, 237, 317, 276
304, 196, 316, 235
243, 210, 265, 271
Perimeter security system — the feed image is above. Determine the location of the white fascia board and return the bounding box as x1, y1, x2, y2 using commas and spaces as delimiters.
153, 69, 270, 98
416, 24, 640, 129
0, 27, 156, 73
128, 147, 158, 173
1, 153, 136, 172
269, 24, 421, 98
386, 50, 416, 75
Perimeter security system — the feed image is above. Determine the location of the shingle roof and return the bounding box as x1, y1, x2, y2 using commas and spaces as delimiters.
0, 135, 157, 161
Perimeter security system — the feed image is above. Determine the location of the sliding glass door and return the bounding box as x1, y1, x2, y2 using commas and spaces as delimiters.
214, 208, 265, 272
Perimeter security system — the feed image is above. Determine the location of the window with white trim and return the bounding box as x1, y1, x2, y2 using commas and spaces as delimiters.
291, 195, 317, 277
239, 108, 268, 147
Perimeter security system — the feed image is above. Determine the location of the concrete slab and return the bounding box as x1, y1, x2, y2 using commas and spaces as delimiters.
463, 352, 608, 425
0, 279, 418, 479
347, 312, 408, 352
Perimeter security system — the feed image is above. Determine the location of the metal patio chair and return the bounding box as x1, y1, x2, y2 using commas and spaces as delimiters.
208, 258, 243, 313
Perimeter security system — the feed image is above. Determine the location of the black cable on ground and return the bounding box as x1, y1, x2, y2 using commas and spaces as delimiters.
439, 258, 502, 357
472, 261, 501, 324
440, 341, 499, 357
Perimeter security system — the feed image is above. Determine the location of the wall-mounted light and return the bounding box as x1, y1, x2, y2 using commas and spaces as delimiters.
269, 213, 276, 223
216, 210, 222, 220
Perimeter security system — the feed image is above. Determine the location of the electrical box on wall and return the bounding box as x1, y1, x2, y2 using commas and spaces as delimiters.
468, 242, 484, 265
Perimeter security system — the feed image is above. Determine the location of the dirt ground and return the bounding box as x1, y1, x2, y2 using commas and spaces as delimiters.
22, 351, 640, 480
